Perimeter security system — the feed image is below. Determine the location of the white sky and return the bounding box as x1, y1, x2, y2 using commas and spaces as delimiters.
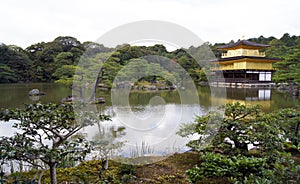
0, 0, 299, 48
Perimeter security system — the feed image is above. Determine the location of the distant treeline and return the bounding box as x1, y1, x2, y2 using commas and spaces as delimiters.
0, 33, 299, 84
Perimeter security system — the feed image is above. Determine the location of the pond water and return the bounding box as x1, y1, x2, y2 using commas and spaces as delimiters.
1, 83, 299, 111
0, 83, 300, 165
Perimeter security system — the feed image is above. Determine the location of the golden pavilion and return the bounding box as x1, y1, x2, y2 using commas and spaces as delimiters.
212, 40, 281, 83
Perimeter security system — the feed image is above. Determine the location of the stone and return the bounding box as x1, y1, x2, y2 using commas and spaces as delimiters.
29, 89, 46, 96
29, 89, 39, 96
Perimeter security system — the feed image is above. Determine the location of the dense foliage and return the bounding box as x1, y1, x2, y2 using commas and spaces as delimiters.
186, 153, 268, 182
249, 33, 300, 83
186, 152, 300, 184
1, 33, 299, 85
0, 37, 203, 86
178, 103, 286, 156
178, 103, 300, 183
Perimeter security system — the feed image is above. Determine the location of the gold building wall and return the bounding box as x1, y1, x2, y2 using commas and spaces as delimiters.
214, 61, 274, 71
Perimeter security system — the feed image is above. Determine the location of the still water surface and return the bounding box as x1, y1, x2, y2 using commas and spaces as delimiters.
0, 83, 299, 163
1, 83, 299, 111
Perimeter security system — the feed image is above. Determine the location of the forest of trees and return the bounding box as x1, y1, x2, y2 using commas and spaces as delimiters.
0, 33, 300, 85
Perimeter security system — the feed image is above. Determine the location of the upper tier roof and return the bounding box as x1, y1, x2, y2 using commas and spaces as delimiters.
216, 55, 282, 62
218, 40, 270, 50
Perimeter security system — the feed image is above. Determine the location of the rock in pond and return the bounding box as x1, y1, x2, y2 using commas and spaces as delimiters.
61, 95, 77, 103
29, 89, 46, 96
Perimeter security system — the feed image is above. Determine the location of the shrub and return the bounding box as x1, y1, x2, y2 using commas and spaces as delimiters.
119, 164, 136, 175
186, 153, 267, 183
187, 152, 300, 184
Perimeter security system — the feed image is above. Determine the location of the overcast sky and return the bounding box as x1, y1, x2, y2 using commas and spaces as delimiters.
1, 0, 299, 48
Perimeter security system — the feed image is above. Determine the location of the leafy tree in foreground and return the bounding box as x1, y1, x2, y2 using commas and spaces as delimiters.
0, 103, 110, 184
178, 103, 300, 183
273, 107, 300, 149
178, 102, 284, 156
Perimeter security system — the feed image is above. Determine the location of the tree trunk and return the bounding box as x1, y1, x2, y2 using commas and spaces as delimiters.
38, 170, 45, 184
19, 160, 23, 172
105, 159, 108, 170
91, 68, 104, 101
10, 160, 14, 174
49, 163, 57, 184
293, 121, 300, 146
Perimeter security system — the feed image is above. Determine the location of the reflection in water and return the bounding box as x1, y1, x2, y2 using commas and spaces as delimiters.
29, 95, 40, 101
0, 83, 71, 108
0, 120, 20, 137
1, 84, 300, 163
226, 88, 271, 101
224, 88, 273, 112
86, 122, 126, 168
1, 83, 299, 112
257, 89, 271, 100
82, 104, 205, 161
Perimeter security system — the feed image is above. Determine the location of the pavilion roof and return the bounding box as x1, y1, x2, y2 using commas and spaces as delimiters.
211, 56, 282, 62
218, 40, 270, 50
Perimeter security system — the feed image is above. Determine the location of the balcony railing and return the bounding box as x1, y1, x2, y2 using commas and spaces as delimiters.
211, 78, 260, 83
221, 52, 266, 58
